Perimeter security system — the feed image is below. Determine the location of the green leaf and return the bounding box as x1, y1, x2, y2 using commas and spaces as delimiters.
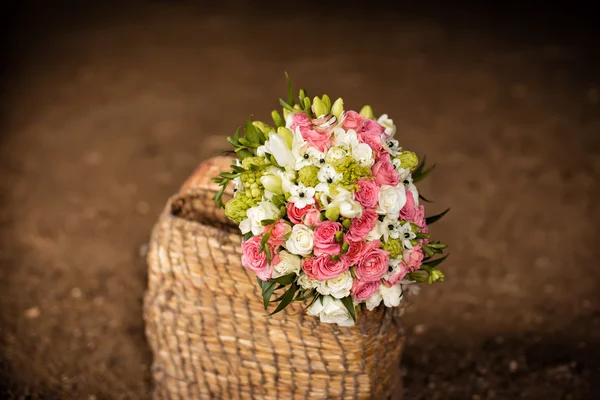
231, 165, 246, 173
340, 296, 356, 322
406, 272, 427, 282
235, 148, 253, 160
426, 243, 448, 249
413, 155, 426, 177
419, 193, 433, 203
285, 71, 294, 106
219, 172, 239, 179
413, 164, 436, 183
244, 117, 261, 145
265, 246, 271, 264
422, 245, 436, 258
227, 136, 240, 147
261, 281, 276, 310
242, 231, 254, 241
415, 232, 430, 239
269, 283, 298, 315
259, 232, 271, 252
271, 273, 297, 285
257, 277, 265, 290
295, 289, 316, 302
261, 219, 276, 226
234, 127, 241, 140
279, 98, 295, 112
422, 254, 449, 268
426, 208, 450, 225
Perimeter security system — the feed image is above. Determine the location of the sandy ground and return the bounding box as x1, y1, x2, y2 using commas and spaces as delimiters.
1, 2, 599, 399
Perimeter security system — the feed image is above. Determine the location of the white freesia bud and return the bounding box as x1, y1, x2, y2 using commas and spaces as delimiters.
376, 184, 407, 219
285, 224, 314, 256
272, 250, 302, 279
377, 114, 396, 137
308, 296, 354, 327
317, 271, 353, 299
267, 132, 295, 169
379, 284, 403, 308
260, 174, 283, 195
239, 200, 281, 236
329, 188, 362, 219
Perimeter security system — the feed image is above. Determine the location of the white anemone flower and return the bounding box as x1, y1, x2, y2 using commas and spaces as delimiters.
382, 136, 401, 156
400, 174, 420, 206
398, 222, 417, 249
289, 183, 316, 209
380, 216, 401, 241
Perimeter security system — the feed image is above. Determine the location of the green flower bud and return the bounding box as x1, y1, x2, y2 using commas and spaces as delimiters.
430, 269, 445, 283
397, 151, 419, 171
251, 188, 261, 198
299, 88, 307, 103
252, 121, 274, 136
331, 98, 344, 118
359, 105, 375, 119
312, 97, 328, 118
331, 255, 340, 261
303, 97, 311, 113
321, 94, 331, 111
276, 127, 294, 148
297, 165, 319, 188
325, 207, 340, 221
342, 218, 352, 230
334, 231, 344, 243
260, 174, 283, 194
341, 241, 350, 253
271, 110, 284, 127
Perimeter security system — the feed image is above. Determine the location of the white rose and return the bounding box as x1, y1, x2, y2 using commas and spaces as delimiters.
377, 114, 396, 137
365, 291, 383, 311
239, 200, 281, 236
379, 284, 403, 308
297, 272, 319, 290
285, 224, 314, 256
317, 271, 353, 299
351, 143, 374, 167
326, 146, 347, 164
308, 296, 354, 327
376, 184, 407, 219
272, 250, 302, 279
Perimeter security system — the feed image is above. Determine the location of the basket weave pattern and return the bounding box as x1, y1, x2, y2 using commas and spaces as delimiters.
144, 157, 406, 399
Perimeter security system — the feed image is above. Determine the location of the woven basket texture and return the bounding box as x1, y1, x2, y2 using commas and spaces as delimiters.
144, 156, 406, 399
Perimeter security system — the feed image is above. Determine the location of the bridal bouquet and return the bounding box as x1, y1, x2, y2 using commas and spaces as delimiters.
213, 75, 448, 327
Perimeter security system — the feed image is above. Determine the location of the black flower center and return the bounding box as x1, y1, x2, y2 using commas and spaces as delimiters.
388, 142, 394, 147
403, 180, 409, 185
404, 232, 410, 239
319, 158, 325, 164
327, 178, 333, 183
388, 266, 394, 272
303, 154, 309, 159
387, 224, 394, 230
299, 193, 305, 198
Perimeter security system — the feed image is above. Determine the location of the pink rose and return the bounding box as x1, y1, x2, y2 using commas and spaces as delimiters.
403, 243, 424, 271
372, 154, 400, 186
313, 221, 343, 256
290, 113, 312, 131
355, 246, 389, 282
313, 255, 348, 280
266, 220, 291, 247
413, 205, 425, 227
341, 240, 362, 267
303, 209, 322, 226
342, 110, 364, 130
302, 257, 318, 280
358, 119, 385, 155
287, 203, 310, 224
241, 236, 274, 281
355, 178, 380, 208
346, 208, 378, 242
351, 280, 380, 301
384, 262, 410, 287
299, 126, 332, 152
399, 190, 416, 221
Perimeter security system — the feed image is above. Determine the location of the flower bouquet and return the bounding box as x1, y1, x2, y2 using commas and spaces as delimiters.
214, 74, 448, 327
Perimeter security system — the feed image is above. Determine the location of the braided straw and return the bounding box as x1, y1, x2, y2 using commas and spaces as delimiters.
144, 156, 406, 399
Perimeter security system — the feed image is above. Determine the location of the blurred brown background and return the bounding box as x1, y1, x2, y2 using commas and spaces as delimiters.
1, 1, 599, 399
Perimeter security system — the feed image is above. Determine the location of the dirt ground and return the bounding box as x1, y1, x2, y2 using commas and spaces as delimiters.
1, 2, 599, 399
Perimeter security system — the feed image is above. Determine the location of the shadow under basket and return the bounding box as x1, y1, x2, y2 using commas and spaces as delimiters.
143, 157, 406, 399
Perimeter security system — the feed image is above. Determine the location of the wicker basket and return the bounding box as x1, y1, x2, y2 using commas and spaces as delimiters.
144, 156, 406, 399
